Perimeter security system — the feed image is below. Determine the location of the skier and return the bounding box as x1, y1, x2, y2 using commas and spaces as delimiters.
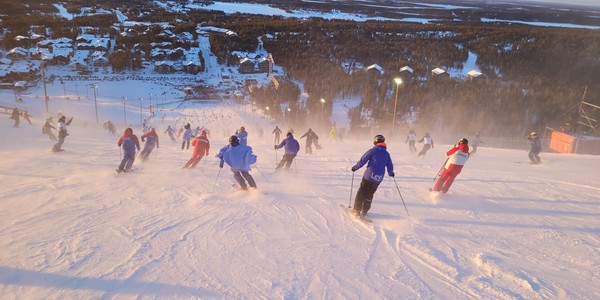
117, 128, 141, 173
52, 115, 73, 152
142, 119, 148, 132
471, 132, 482, 154
432, 138, 470, 193
329, 126, 337, 141
216, 135, 257, 191
417, 132, 434, 157
258, 127, 264, 138
350, 135, 395, 217
42, 117, 57, 141
236, 126, 248, 145
300, 128, 319, 154
22, 111, 32, 125
10, 108, 20, 128
107, 121, 117, 135
405, 129, 417, 153
164, 125, 176, 142
183, 130, 210, 168
527, 132, 542, 164
272, 125, 282, 144
181, 123, 192, 150
139, 127, 159, 161
193, 126, 202, 136
274, 132, 300, 171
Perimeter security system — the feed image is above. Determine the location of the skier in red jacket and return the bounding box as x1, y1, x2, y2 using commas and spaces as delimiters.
432, 138, 470, 193
183, 130, 210, 168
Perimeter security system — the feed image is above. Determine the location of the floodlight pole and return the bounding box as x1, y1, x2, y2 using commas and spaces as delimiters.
391, 78, 402, 136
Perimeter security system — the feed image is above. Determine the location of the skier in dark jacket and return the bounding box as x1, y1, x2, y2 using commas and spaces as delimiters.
10, 108, 20, 127
527, 132, 542, 164
52, 115, 73, 152
272, 125, 282, 144
117, 128, 141, 173
350, 135, 395, 217
274, 132, 300, 171
216, 135, 257, 190
300, 128, 319, 154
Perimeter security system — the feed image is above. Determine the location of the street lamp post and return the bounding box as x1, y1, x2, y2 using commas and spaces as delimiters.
122, 96, 127, 125
92, 83, 99, 124
320, 98, 326, 131
42, 62, 49, 112
391, 78, 402, 136
139, 98, 143, 125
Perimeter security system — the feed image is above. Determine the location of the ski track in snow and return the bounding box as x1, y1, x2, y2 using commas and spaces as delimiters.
1, 101, 599, 299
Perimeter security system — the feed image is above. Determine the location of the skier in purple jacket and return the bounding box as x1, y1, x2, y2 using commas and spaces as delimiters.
274, 132, 300, 171
350, 134, 394, 217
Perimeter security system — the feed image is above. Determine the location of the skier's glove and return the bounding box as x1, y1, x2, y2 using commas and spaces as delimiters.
389, 172, 395, 177
219, 159, 224, 168
274, 145, 278, 150
351, 166, 358, 172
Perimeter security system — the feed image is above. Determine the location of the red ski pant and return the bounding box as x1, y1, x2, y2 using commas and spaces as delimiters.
433, 165, 463, 193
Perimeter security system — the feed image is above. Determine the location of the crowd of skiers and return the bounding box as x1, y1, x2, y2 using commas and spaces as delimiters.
7, 110, 545, 218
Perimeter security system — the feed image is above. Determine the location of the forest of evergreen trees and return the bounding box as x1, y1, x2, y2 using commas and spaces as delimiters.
1, 1, 599, 137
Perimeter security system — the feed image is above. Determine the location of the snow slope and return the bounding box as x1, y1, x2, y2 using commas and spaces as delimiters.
0, 94, 599, 299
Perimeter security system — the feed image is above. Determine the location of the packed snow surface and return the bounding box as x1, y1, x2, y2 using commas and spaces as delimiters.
0, 93, 598, 299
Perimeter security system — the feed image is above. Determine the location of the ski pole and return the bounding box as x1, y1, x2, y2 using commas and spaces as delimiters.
252, 164, 269, 182
211, 167, 222, 193
348, 172, 355, 208
294, 157, 298, 173
393, 177, 410, 216
434, 158, 449, 181
275, 148, 278, 166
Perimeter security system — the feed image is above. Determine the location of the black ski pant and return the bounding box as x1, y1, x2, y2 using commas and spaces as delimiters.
353, 178, 380, 214
181, 138, 190, 150
529, 150, 541, 164
276, 153, 296, 171
305, 142, 313, 154
417, 144, 431, 156
233, 170, 257, 190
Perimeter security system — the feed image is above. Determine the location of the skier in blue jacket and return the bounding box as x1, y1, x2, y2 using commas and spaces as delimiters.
117, 128, 141, 173
216, 135, 257, 190
274, 132, 300, 171
350, 134, 395, 217
236, 126, 248, 145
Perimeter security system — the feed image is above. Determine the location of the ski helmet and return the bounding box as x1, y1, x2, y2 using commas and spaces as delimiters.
373, 134, 385, 145
458, 138, 468, 145
530, 131, 537, 136
229, 135, 239, 144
